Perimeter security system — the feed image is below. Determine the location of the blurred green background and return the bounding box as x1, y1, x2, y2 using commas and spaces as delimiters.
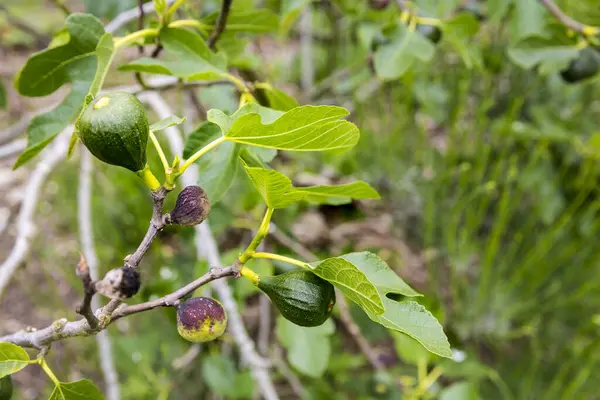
1, 0, 600, 399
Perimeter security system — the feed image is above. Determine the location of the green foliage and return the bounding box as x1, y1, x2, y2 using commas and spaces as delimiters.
0, 343, 29, 379
13, 13, 105, 168
48, 380, 103, 400
201, 354, 254, 399
149, 115, 187, 132
0, 80, 6, 110
276, 316, 335, 377
119, 27, 227, 81
201, 8, 280, 33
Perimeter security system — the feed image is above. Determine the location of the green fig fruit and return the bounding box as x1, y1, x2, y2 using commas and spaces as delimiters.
166, 186, 211, 226
177, 297, 227, 342
417, 24, 442, 44
0, 376, 13, 400
257, 270, 335, 327
76, 92, 149, 172
560, 47, 600, 84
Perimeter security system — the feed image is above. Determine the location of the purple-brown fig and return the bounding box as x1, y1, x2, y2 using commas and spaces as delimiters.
94, 267, 141, 300
369, 0, 390, 9
176, 297, 227, 342
166, 186, 211, 226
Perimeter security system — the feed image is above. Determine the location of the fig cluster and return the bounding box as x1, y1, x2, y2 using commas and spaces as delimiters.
176, 297, 228, 342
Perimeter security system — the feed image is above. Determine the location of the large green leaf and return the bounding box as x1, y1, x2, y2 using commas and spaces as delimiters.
201, 8, 280, 33
202, 354, 254, 399
210, 104, 359, 152
439, 382, 479, 400
338, 252, 421, 297
374, 24, 436, 80
119, 27, 227, 81
510, 0, 547, 42
48, 380, 104, 400
0, 343, 30, 379
308, 257, 384, 315
276, 316, 334, 378
507, 37, 579, 73
368, 299, 452, 358
241, 162, 380, 208
13, 13, 105, 168
255, 83, 298, 111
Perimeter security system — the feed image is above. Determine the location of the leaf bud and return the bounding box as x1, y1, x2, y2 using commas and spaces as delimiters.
166, 186, 211, 226
94, 267, 141, 300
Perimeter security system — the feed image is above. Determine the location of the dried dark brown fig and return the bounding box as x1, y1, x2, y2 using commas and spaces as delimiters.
166, 186, 211, 226
369, 0, 390, 10
94, 267, 141, 300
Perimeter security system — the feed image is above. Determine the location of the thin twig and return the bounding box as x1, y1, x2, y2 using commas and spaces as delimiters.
0, 266, 237, 348
75, 254, 99, 328
143, 92, 280, 400
105, 0, 177, 33
207, 0, 234, 50
124, 187, 168, 269
0, 138, 26, 159
78, 150, 121, 400
539, 0, 596, 35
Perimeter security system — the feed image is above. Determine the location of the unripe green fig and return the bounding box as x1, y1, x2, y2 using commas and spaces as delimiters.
560, 47, 600, 84
417, 24, 442, 44
166, 186, 211, 226
177, 297, 227, 342
76, 92, 149, 172
94, 266, 141, 300
257, 270, 335, 327
0, 376, 13, 400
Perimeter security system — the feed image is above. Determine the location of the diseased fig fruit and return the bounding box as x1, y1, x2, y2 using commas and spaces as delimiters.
94, 267, 141, 300
166, 186, 211, 226
76, 92, 149, 172
417, 24, 442, 44
0, 376, 12, 400
177, 297, 227, 342
560, 47, 600, 84
369, 0, 390, 10
257, 270, 335, 327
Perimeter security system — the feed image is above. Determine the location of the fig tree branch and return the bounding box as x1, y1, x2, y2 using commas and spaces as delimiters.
0, 266, 237, 348
539, 0, 599, 36
207, 0, 234, 50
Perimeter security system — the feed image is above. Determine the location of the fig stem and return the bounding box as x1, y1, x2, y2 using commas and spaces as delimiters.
39, 357, 60, 386
114, 28, 159, 48
240, 266, 260, 285
178, 136, 227, 176
149, 129, 169, 173
238, 208, 274, 264
251, 252, 308, 269
169, 19, 211, 32
137, 164, 161, 191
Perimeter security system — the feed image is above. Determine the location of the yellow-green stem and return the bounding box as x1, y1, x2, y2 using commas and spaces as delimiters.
169, 19, 211, 31
178, 136, 227, 175
137, 164, 161, 191
240, 266, 260, 285
238, 208, 274, 264
149, 130, 170, 173
114, 28, 159, 48
165, 0, 186, 22
39, 358, 60, 386
251, 252, 308, 269
225, 73, 250, 93
414, 16, 441, 26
